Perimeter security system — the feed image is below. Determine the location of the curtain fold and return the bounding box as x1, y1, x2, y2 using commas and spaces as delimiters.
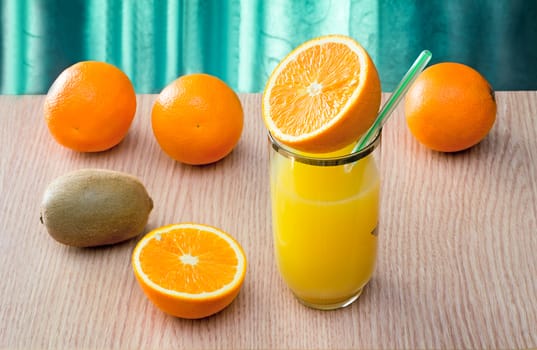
1, 0, 536, 94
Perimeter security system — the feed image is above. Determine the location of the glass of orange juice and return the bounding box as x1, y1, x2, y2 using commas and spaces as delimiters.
269, 131, 381, 310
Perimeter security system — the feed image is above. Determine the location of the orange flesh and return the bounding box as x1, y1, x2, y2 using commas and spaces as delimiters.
269, 42, 361, 136
138, 227, 238, 294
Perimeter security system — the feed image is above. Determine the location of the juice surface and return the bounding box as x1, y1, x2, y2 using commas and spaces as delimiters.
270, 150, 379, 305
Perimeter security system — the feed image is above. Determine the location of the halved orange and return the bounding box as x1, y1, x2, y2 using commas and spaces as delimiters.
132, 223, 247, 319
262, 35, 381, 153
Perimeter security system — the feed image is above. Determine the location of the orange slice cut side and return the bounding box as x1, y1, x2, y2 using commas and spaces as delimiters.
132, 223, 247, 319
262, 35, 381, 153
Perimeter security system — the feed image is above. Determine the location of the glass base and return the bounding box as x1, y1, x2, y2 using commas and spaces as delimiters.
294, 288, 363, 311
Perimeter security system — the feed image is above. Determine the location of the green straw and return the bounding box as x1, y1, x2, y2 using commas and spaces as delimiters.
352, 50, 432, 152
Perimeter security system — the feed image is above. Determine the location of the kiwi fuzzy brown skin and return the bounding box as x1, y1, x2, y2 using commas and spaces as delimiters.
40, 168, 153, 248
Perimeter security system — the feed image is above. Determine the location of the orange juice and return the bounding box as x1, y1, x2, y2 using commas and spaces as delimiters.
269, 136, 380, 309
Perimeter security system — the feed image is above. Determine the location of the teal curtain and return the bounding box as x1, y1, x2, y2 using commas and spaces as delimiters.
1, 0, 536, 94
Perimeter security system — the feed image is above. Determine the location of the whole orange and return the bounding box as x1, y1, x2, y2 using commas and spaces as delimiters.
151, 73, 244, 165
44, 61, 137, 152
404, 62, 496, 152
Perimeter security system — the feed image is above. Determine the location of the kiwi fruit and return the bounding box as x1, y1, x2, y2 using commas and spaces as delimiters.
40, 168, 153, 247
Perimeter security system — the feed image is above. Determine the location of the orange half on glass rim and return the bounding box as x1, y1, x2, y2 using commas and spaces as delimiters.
132, 223, 247, 319
262, 34, 382, 153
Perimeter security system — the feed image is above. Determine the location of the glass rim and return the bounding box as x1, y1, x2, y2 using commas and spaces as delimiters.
268, 130, 381, 166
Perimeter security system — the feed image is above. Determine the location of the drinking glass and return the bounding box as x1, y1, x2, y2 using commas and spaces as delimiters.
269, 132, 381, 310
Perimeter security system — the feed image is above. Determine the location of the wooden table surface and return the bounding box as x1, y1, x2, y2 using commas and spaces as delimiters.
1, 92, 536, 349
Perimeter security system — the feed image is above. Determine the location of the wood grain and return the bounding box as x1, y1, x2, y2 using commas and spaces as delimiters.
1, 93, 536, 349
